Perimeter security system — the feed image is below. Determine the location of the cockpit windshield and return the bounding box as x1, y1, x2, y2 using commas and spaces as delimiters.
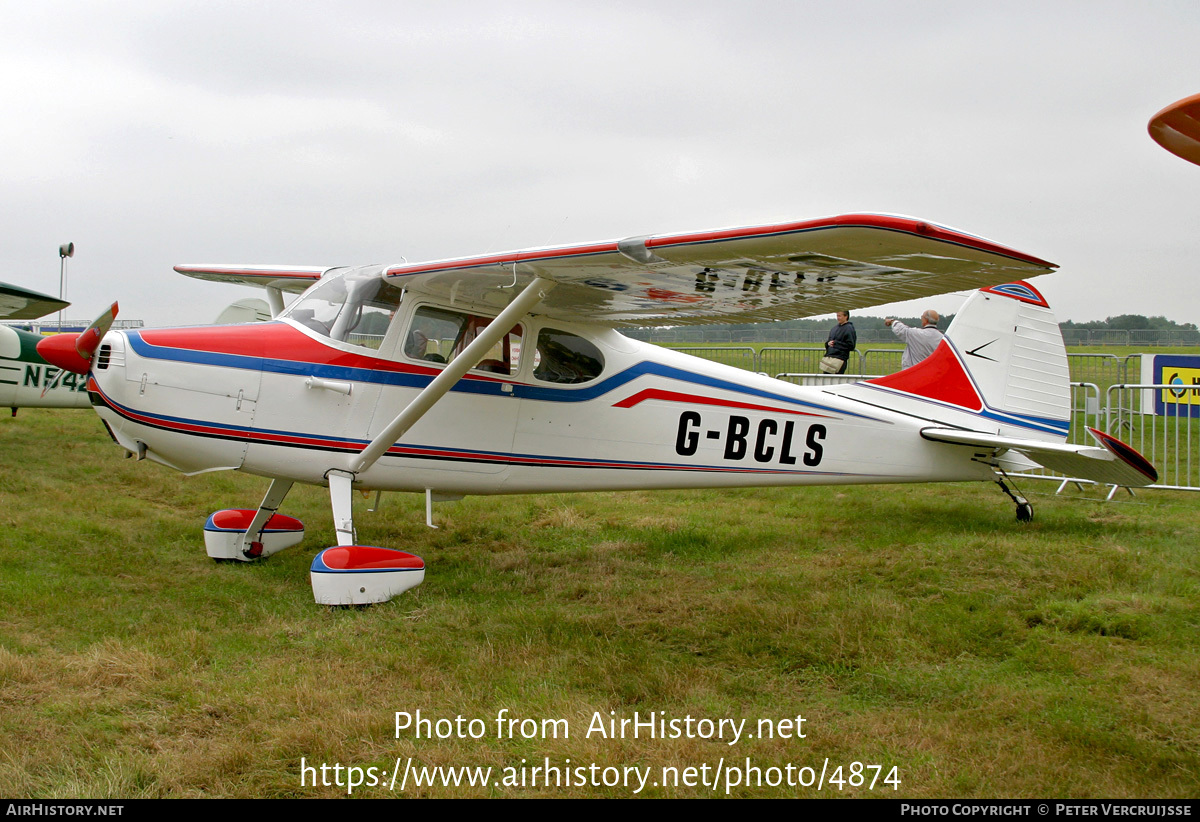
283, 270, 403, 350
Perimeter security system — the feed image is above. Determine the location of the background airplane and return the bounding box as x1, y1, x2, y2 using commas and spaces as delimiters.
3, 281, 262, 415
0, 281, 92, 413
38, 214, 1157, 604
1149, 92, 1200, 166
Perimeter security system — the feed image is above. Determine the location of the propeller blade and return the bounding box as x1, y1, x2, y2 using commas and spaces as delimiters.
35, 302, 119, 375
40, 367, 66, 397
76, 302, 119, 360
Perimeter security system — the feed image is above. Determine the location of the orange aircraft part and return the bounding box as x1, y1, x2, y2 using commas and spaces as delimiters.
1149, 93, 1200, 166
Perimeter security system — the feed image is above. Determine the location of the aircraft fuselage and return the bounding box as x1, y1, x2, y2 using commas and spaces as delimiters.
85, 293, 992, 496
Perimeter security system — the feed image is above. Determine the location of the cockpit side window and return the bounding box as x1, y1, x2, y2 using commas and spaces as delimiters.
285, 275, 348, 338
405, 306, 523, 376
283, 272, 403, 351
532, 328, 604, 384
336, 279, 403, 350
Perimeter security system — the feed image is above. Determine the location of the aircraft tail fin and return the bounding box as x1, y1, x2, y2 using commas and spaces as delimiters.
857, 281, 1071, 441
826, 280, 1157, 486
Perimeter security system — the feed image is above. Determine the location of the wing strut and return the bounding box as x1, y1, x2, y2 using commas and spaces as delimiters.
265, 287, 285, 318
348, 276, 556, 475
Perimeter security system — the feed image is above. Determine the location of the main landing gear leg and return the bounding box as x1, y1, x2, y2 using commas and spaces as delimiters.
326, 470, 357, 546
995, 473, 1033, 522
309, 470, 427, 605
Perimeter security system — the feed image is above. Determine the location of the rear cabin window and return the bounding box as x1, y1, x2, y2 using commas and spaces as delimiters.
533, 328, 604, 384
405, 306, 523, 377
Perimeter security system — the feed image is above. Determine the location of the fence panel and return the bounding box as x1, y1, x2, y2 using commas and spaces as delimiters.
1105, 383, 1199, 491
1065, 353, 1139, 394
663, 346, 758, 371
859, 349, 902, 375
758, 347, 827, 375
773, 372, 867, 387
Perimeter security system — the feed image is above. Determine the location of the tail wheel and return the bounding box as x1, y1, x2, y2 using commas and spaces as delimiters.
995, 474, 1033, 524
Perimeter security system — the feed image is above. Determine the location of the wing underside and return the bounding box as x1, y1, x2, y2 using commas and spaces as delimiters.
0, 281, 69, 321
173, 265, 331, 294
383, 214, 1056, 326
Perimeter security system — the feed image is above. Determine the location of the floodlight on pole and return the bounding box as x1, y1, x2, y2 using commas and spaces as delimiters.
58, 242, 74, 331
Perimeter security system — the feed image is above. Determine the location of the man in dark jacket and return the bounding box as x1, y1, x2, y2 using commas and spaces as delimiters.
824, 311, 856, 374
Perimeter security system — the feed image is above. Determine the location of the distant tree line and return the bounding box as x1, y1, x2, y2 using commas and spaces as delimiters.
1060, 314, 1198, 334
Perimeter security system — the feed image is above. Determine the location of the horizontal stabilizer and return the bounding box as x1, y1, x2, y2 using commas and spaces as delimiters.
921, 426, 1158, 488
214, 298, 272, 324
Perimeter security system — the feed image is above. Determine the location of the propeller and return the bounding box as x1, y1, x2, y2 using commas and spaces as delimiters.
36, 302, 119, 375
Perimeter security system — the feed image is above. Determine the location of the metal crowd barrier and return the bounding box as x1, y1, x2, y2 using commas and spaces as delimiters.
774, 372, 868, 387
859, 349, 902, 376
665, 346, 758, 370
1103, 383, 1199, 492
669, 346, 1140, 389
758, 347, 832, 376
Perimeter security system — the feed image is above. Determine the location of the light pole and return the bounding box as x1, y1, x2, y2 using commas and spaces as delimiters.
58, 242, 73, 331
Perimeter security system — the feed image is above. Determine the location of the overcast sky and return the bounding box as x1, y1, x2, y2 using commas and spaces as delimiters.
2, 1, 1198, 327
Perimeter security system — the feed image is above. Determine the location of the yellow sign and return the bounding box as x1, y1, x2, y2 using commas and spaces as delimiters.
1160, 366, 1200, 407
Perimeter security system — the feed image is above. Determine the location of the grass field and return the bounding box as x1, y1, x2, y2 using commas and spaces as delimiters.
1, 410, 1198, 798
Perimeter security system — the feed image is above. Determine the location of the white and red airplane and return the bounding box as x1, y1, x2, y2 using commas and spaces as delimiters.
38, 214, 1156, 603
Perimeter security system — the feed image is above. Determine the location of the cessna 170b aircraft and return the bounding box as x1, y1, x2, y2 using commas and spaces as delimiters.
37, 213, 1157, 603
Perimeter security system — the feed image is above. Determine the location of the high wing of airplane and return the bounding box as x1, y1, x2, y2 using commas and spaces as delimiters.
0, 281, 98, 413
172, 265, 327, 319
37, 213, 1157, 605
1, 281, 68, 320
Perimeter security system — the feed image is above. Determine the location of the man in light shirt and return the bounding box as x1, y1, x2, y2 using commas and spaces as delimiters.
885, 310, 943, 369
